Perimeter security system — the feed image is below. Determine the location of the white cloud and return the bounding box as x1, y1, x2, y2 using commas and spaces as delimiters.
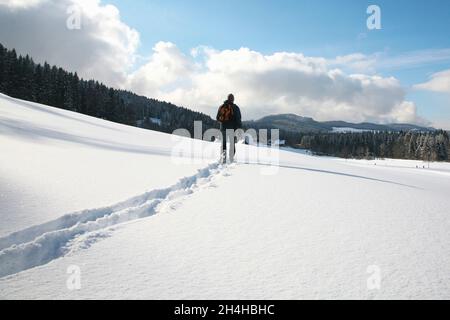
431, 119, 450, 131
414, 69, 450, 93
127, 44, 424, 124
330, 53, 378, 74
330, 48, 450, 74
0, 0, 139, 86
378, 49, 450, 71
126, 41, 195, 98
0, 0, 428, 125
0, 0, 47, 10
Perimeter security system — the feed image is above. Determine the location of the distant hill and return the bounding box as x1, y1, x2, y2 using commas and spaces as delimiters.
244, 114, 435, 133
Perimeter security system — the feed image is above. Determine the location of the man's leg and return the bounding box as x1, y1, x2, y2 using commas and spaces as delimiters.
221, 129, 227, 162
227, 129, 236, 163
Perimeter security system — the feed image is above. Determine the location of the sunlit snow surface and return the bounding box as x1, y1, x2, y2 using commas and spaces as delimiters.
1, 94, 450, 299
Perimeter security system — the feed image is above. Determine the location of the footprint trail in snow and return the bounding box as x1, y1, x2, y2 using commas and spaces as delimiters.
0, 162, 234, 278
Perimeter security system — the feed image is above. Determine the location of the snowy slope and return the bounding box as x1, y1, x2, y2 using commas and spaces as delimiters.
0, 93, 216, 237
1, 94, 450, 299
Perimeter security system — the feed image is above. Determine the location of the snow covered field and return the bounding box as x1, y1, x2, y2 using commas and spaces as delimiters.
1, 94, 450, 299
331, 127, 373, 133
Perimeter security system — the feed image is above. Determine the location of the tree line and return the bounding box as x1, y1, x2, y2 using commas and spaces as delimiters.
1, 43, 449, 162
0, 43, 217, 137
299, 130, 450, 161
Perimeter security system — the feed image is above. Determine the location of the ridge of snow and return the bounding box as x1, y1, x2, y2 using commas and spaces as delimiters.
0, 162, 226, 278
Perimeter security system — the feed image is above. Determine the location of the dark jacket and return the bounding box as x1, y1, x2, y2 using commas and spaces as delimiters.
216, 101, 242, 130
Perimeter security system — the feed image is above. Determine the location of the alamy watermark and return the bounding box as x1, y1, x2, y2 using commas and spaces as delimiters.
367, 265, 381, 290
66, 5, 82, 30
367, 5, 382, 30
171, 121, 281, 175
66, 265, 81, 291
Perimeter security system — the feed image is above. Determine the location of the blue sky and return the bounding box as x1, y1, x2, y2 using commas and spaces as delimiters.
106, 0, 450, 57
3, 0, 448, 127
104, 0, 450, 127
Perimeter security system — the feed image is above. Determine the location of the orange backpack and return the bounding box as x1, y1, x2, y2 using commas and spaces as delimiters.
218, 103, 234, 122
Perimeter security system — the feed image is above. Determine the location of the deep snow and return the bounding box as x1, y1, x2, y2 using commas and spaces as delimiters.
1, 94, 450, 299
0, 93, 213, 237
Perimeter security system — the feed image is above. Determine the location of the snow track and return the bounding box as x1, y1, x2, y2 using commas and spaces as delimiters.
0, 162, 226, 278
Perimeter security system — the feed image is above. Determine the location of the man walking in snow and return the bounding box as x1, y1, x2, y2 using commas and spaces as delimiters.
216, 94, 242, 163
